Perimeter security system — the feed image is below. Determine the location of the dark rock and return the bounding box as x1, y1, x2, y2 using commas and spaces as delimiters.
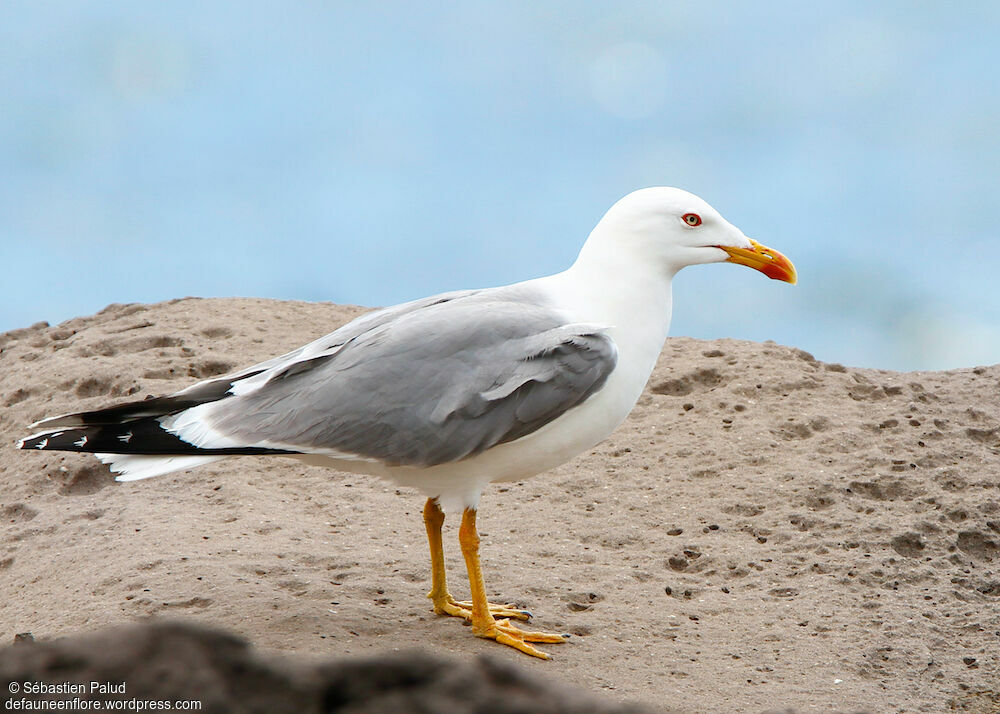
0, 621, 651, 714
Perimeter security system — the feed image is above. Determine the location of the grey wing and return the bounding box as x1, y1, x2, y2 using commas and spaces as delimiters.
205, 292, 618, 467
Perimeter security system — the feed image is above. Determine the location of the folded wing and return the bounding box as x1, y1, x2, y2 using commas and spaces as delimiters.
20, 286, 618, 473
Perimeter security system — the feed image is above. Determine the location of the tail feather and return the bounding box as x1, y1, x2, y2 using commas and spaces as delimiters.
96, 453, 225, 481
20, 409, 297, 484
20, 362, 287, 481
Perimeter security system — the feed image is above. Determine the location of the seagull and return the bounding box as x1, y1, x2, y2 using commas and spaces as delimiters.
19, 187, 796, 659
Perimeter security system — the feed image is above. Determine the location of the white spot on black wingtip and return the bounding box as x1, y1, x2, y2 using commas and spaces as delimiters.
74, 435, 88, 447
35, 438, 48, 450
117, 431, 133, 444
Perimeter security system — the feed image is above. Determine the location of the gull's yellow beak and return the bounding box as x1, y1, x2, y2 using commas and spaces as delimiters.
719, 239, 797, 284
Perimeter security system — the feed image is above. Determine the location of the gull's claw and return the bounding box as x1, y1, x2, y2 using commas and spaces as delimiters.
476, 618, 570, 659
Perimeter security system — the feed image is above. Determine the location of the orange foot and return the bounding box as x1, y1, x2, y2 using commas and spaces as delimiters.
472, 617, 569, 660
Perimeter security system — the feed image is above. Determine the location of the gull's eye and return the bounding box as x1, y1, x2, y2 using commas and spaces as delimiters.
682, 213, 702, 226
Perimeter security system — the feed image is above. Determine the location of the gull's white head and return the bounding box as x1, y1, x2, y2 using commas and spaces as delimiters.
577, 187, 797, 284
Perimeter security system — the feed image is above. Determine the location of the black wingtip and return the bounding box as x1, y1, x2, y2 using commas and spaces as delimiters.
20, 429, 95, 452
19, 420, 298, 457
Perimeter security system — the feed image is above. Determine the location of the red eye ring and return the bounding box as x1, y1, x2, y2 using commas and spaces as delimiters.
682, 213, 702, 226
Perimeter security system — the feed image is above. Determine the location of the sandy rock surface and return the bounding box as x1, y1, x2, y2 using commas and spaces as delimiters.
1, 298, 998, 713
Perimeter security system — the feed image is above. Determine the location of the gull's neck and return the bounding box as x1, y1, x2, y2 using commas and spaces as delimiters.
541, 223, 676, 375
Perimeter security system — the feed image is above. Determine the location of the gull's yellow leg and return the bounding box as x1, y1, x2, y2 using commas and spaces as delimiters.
422, 498, 531, 621
458, 507, 568, 659
423, 497, 452, 612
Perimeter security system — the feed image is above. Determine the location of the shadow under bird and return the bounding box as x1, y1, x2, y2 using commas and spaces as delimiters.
20, 187, 796, 659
